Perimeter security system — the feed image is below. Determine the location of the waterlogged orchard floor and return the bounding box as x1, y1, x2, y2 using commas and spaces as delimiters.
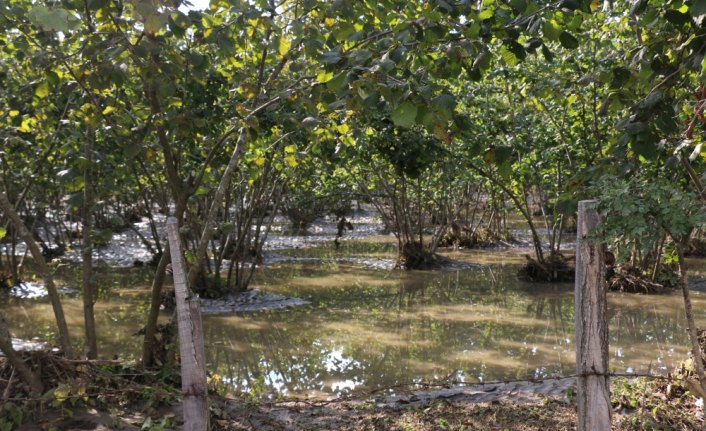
3, 211, 706, 428
6, 261, 706, 430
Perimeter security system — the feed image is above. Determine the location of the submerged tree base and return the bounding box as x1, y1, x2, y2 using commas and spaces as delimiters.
399, 241, 440, 270
517, 253, 575, 282
607, 264, 672, 294
439, 227, 514, 249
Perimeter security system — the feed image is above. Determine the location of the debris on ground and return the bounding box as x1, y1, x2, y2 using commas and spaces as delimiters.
1, 350, 703, 430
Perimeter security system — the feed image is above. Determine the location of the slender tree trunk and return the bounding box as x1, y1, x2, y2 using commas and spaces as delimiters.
141, 198, 187, 367
0, 191, 72, 356
0, 314, 43, 396
470, 165, 545, 262
82, 132, 98, 359
188, 128, 247, 289
141, 246, 171, 367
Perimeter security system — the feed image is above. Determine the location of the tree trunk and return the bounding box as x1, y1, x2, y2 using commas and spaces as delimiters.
82, 131, 98, 359
188, 128, 247, 289
0, 191, 72, 356
0, 313, 43, 396
470, 164, 544, 262
141, 198, 187, 367
141, 245, 171, 367
575, 200, 611, 431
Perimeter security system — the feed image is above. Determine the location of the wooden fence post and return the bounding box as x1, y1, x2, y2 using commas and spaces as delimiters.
575, 200, 611, 431
166, 217, 209, 431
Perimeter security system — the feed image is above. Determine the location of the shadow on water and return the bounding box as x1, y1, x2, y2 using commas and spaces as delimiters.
1, 256, 705, 400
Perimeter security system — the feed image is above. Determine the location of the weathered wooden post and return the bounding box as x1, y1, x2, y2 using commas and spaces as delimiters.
575, 200, 611, 431
166, 217, 209, 431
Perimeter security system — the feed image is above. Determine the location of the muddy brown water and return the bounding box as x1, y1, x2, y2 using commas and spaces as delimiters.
1, 246, 705, 400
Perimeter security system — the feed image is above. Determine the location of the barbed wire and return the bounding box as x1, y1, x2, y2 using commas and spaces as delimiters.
249, 371, 677, 407
0, 369, 686, 405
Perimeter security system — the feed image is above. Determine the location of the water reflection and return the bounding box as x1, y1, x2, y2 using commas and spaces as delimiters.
205, 262, 706, 399
1, 260, 705, 400
1, 266, 156, 356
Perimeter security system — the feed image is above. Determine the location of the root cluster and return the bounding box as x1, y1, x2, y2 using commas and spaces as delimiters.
517, 253, 575, 282
607, 265, 670, 294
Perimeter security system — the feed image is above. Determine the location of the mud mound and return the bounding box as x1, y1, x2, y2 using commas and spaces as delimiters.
517, 254, 574, 282
439, 227, 514, 249
607, 265, 671, 294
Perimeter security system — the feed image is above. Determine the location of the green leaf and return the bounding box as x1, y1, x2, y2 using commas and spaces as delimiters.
285, 154, 298, 167
333, 22, 356, 41
478, 8, 494, 20
320, 50, 342, 65
35, 82, 49, 99
317, 70, 334, 83
558, 31, 579, 49
510, 0, 527, 13
145, 13, 168, 34
87, 0, 109, 11
0, 227, 6, 241
524, 38, 543, 52
468, 67, 482, 82
46, 70, 61, 86
432, 93, 456, 111
278, 37, 291, 56
541, 44, 554, 62
170, 11, 190, 30
632, 138, 656, 159
195, 186, 210, 196
611, 67, 631, 88
542, 19, 561, 41
691, 0, 706, 18
664, 9, 690, 25
504, 39, 527, 62
499, 45, 519, 66
327, 71, 347, 92
28, 5, 78, 32
559, 0, 581, 11
391, 102, 418, 128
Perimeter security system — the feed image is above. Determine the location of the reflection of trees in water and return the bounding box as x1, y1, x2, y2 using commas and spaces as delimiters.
609, 301, 688, 372
3, 262, 702, 397
207, 314, 375, 397
207, 265, 584, 397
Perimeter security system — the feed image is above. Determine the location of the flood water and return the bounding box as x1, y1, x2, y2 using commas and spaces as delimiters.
2, 243, 705, 400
